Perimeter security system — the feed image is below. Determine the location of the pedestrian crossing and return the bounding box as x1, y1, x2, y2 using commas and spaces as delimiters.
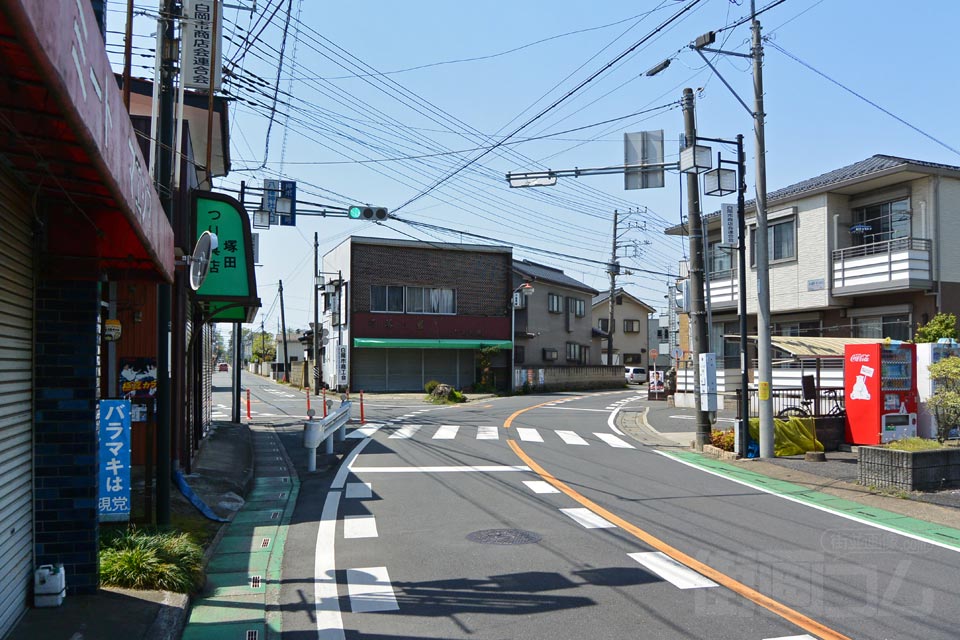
346, 422, 635, 449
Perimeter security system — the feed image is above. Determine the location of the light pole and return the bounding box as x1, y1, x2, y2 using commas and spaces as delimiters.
700, 134, 750, 456
510, 283, 535, 392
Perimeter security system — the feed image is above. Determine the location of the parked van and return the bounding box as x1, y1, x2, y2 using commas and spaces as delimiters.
624, 366, 646, 384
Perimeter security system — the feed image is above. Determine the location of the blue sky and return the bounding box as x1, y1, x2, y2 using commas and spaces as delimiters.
109, 0, 960, 334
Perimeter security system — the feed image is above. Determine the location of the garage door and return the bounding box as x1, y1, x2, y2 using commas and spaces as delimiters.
0, 166, 35, 637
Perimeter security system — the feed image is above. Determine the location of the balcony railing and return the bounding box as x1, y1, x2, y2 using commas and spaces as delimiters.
706, 267, 738, 306
832, 237, 932, 295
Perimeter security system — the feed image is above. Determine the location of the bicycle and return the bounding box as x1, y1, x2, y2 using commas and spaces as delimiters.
777, 388, 845, 419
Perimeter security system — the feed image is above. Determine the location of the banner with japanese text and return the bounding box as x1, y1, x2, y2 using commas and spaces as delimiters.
98, 400, 132, 522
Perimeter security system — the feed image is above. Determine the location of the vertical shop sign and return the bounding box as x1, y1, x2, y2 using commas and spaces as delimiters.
98, 399, 132, 522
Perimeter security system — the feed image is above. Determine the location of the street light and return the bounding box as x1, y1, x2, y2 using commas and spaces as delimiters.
510, 283, 535, 392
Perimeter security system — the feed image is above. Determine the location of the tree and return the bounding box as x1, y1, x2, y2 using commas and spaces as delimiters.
926, 356, 960, 443
915, 313, 958, 343
251, 330, 276, 363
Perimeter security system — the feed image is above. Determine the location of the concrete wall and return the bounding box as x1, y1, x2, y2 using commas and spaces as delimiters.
515, 365, 624, 392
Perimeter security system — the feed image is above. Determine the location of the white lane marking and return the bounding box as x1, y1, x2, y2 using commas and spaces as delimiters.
315, 490, 346, 640
539, 407, 611, 412
594, 432, 635, 449
516, 427, 543, 442
560, 508, 615, 529
347, 425, 382, 439
433, 425, 459, 439
345, 482, 372, 499
763, 636, 816, 640
556, 430, 589, 446
389, 425, 422, 439
606, 399, 627, 436
655, 449, 960, 554
628, 552, 718, 589
350, 465, 531, 474
476, 426, 500, 440
669, 415, 695, 420
343, 515, 378, 539
346, 567, 399, 613
523, 480, 560, 494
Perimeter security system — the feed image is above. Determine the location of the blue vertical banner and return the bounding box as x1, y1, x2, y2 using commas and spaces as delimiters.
98, 399, 132, 522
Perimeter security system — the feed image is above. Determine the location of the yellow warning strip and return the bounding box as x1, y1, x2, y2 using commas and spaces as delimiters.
502, 402, 850, 640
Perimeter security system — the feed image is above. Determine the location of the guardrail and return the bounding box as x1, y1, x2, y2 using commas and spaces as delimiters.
303, 400, 352, 472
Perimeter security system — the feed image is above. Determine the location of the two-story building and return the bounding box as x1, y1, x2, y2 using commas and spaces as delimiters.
320, 237, 513, 392
591, 288, 656, 367
667, 154, 960, 367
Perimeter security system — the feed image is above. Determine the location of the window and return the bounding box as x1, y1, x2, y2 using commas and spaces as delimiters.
514, 345, 525, 364
708, 240, 733, 275
548, 293, 563, 313
371, 285, 404, 312
854, 314, 910, 342
543, 348, 558, 361
565, 343, 587, 364
623, 353, 643, 364
623, 319, 641, 333
405, 287, 456, 314
751, 217, 796, 266
852, 198, 910, 248
573, 299, 585, 317
598, 318, 609, 332
657, 327, 669, 341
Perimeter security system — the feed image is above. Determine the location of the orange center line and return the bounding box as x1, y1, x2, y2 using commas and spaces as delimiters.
501, 402, 850, 640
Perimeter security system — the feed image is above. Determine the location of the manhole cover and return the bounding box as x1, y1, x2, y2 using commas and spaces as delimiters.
466, 529, 541, 545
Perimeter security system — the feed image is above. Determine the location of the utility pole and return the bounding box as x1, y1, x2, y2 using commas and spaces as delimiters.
279, 280, 289, 382
313, 232, 320, 395
155, 0, 176, 527
751, 2, 774, 458
606, 210, 619, 365
682, 88, 711, 450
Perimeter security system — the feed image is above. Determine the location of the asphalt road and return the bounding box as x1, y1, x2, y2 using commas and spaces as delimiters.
224, 372, 960, 640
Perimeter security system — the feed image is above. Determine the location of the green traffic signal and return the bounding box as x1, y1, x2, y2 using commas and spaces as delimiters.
347, 205, 389, 221
348, 205, 363, 219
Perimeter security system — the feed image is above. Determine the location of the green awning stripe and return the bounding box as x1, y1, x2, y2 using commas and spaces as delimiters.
353, 338, 513, 350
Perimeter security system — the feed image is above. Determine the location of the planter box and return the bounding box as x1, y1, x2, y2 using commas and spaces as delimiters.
858, 445, 960, 491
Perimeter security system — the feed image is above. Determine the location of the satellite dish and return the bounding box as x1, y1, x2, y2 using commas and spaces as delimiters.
189, 231, 218, 291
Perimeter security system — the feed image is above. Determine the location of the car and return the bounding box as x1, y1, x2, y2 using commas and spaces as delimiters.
625, 366, 646, 384
218, 362, 228, 371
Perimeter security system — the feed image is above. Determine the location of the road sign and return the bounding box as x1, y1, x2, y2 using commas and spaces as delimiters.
672, 348, 683, 361
650, 349, 659, 359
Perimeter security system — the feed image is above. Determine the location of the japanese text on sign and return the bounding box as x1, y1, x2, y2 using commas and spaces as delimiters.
98, 400, 132, 522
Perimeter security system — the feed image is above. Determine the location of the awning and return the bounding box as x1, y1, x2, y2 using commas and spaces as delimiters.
354, 338, 513, 350
741, 335, 886, 358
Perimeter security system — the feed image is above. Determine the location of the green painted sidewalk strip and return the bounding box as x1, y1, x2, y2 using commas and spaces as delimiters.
186, 595, 266, 624
205, 571, 268, 597
662, 450, 960, 549
182, 620, 266, 640
207, 549, 271, 574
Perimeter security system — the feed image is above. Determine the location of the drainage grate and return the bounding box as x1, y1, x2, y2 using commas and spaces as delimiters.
246, 630, 259, 640
466, 529, 542, 545
260, 538, 271, 549
281, 478, 289, 483
278, 492, 286, 499
250, 575, 262, 589
270, 511, 281, 520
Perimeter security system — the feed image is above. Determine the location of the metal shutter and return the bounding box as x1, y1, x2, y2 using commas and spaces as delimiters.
352, 350, 387, 392
0, 166, 35, 637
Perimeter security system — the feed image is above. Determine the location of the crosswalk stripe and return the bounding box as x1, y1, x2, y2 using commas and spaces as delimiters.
389, 425, 421, 439
762, 636, 816, 640
560, 508, 615, 529
346, 566, 399, 612
347, 425, 382, 439
523, 480, 560, 494
345, 482, 372, 499
627, 552, 718, 589
343, 515, 378, 539
556, 430, 588, 446
516, 427, 543, 442
476, 426, 499, 440
594, 432, 634, 448
433, 425, 459, 439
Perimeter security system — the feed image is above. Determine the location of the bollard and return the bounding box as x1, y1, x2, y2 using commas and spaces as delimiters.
360, 390, 365, 424
246, 388, 252, 420
322, 387, 328, 417
306, 388, 311, 417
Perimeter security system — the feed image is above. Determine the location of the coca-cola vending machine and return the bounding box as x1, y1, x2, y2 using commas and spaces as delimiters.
844, 342, 918, 445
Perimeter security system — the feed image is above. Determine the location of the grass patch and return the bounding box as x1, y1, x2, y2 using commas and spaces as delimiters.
885, 437, 944, 451
99, 527, 205, 593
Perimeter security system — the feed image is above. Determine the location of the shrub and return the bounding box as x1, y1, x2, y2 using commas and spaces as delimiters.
885, 437, 944, 452
710, 428, 735, 452
99, 528, 204, 593
424, 380, 441, 394
927, 356, 960, 443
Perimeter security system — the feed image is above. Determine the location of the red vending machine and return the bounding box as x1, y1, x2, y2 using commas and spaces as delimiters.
844, 342, 918, 445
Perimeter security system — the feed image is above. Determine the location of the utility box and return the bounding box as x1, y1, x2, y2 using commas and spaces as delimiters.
34, 564, 66, 607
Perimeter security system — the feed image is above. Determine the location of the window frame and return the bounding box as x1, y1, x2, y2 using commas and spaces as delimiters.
547, 293, 563, 314
623, 319, 641, 333
371, 285, 405, 313
750, 216, 797, 267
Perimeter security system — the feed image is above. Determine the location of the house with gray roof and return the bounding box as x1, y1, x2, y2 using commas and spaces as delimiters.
666, 154, 960, 362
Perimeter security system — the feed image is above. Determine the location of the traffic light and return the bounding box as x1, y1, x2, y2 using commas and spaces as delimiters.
347, 205, 389, 221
